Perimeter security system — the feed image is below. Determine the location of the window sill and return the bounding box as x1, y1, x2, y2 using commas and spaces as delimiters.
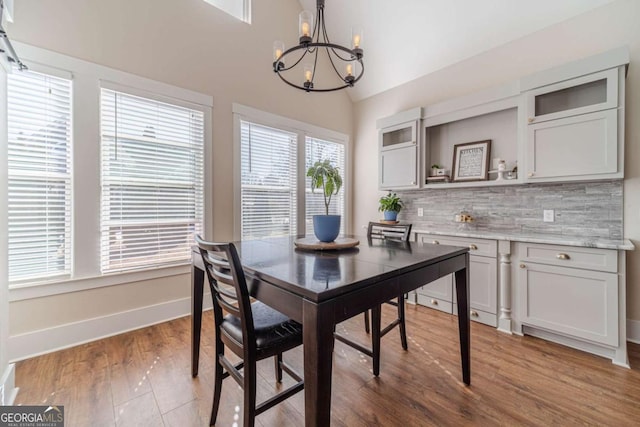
8, 264, 191, 302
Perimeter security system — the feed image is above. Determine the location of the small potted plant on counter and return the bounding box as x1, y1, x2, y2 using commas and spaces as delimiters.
307, 159, 343, 242
378, 192, 404, 222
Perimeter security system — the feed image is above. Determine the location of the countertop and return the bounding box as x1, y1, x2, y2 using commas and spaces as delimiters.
412, 228, 634, 251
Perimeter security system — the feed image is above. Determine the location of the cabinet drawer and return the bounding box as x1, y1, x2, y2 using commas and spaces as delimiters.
453, 304, 498, 328
416, 294, 453, 314
518, 262, 618, 346
520, 243, 617, 273
418, 234, 497, 258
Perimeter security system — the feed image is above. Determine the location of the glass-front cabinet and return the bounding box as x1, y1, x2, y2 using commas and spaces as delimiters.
524, 66, 624, 182
377, 107, 422, 190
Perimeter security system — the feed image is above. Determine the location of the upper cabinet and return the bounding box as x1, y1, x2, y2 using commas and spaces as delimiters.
376, 47, 629, 190
522, 59, 626, 182
377, 107, 422, 190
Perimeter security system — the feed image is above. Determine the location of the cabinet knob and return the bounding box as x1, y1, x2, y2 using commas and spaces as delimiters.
469, 244, 478, 250
528, 117, 535, 123
411, 181, 416, 185
432, 240, 439, 245
470, 310, 479, 317
430, 299, 438, 306
519, 263, 526, 269
528, 172, 534, 177
557, 253, 571, 260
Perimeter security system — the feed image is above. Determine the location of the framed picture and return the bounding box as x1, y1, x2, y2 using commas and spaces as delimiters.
451, 140, 491, 182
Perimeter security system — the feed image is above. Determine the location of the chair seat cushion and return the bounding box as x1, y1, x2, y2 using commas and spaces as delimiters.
221, 301, 302, 353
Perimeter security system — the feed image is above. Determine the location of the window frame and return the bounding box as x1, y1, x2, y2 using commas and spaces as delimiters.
6, 42, 213, 302
232, 103, 351, 240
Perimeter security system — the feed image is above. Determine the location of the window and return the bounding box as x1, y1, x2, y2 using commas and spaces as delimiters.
7, 68, 72, 282
202, 0, 251, 23
240, 121, 297, 240
100, 88, 204, 273
305, 137, 345, 234
236, 105, 349, 241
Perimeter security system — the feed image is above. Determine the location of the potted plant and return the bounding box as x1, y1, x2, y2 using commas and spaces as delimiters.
378, 192, 403, 221
307, 159, 343, 242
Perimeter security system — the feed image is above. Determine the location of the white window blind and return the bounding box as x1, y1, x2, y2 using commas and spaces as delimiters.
240, 121, 297, 240
7, 69, 72, 282
100, 88, 204, 273
305, 137, 345, 234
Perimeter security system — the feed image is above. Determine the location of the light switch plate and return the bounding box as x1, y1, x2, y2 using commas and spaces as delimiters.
418, 208, 424, 217
543, 210, 554, 222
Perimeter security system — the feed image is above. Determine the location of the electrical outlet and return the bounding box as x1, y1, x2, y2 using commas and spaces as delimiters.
543, 210, 554, 222
418, 208, 424, 217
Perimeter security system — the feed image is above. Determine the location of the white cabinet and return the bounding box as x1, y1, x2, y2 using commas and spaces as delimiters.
377, 108, 422, 190
415, 234, 498, 327
515, 242, 627, 365
523, 66, 625, 182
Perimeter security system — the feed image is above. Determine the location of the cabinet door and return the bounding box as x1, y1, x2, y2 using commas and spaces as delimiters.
379, 145, 418, 189
526, 109, 618, 181
417, 275, 453, 301
469, 256, 497, 314
452, 256, 498, 314
380, 120, 417, 149
526, 68, 618, 124
518, 262, 618, 346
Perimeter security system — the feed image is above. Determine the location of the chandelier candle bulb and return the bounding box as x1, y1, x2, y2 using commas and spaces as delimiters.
352, 28, 363, 48
299, 10, 313, 42
273, 41, 284, 61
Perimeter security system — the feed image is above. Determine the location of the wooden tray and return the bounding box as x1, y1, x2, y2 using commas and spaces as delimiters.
294, 237, 360, 251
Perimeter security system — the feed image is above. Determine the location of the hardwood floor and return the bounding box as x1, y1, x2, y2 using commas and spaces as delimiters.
14, 304, 640, 426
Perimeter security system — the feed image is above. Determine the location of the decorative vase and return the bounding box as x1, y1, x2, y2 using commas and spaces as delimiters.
383, 211, 398, 221
313, 215, 341, 242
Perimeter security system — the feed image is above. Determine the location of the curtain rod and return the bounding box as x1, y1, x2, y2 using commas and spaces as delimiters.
0, 0, 27, 70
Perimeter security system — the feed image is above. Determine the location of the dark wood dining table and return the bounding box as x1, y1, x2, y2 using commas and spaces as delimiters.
191, 235, 470, 427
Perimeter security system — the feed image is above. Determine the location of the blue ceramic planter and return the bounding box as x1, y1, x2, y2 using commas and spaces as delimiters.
383, 210, 398, 221
313, 215, 341, 242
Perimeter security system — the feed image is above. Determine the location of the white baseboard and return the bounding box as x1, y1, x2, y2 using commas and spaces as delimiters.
9, 294, 213, 362
0, 363, 18, 405
628, 319, 640, 344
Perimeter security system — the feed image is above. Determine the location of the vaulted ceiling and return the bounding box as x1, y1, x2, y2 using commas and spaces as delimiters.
298, 0, 614, 101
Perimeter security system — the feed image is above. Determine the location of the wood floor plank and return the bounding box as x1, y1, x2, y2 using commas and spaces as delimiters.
14, 303, 640, 426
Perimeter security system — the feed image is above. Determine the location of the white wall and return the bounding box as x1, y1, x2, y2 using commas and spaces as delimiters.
5, 0, 354, 360
352, 0, 640, 321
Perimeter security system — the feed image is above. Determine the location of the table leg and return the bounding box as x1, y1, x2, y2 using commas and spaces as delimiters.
303, 299, 335, 427
192, 264, 204, 377
371, 305, 382, 376
454, 253, 471, 386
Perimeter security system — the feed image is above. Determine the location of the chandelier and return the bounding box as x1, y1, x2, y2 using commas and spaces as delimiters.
272, 0, 364, 93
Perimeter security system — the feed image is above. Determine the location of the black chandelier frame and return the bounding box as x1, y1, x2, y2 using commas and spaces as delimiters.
273, 0, 364, 93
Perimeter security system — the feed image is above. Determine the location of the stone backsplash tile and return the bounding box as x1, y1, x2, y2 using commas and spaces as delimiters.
396, 180, 623, 240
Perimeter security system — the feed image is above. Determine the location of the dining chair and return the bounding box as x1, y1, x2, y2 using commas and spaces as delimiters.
195, 236, 304, 427
334, 222, 412, 376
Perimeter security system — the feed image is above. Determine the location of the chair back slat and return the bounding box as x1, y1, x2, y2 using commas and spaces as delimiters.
196, 235, 255, 351
367, 222, 412, 242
